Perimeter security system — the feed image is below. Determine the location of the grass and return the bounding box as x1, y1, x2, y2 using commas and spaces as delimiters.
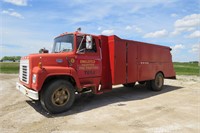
173, 62, 199, 75
0, 62, 199, 76
0, 62, 19, 74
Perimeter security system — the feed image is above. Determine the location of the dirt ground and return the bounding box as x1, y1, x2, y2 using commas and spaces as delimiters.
0, 74, 199, 133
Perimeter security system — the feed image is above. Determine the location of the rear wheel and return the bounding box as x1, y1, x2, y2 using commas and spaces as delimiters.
40, 80, 75, 114
149, 73, 164, 91
123, 82, 135, 87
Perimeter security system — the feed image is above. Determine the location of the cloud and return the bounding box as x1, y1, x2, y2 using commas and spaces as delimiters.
171, 13, 178, 17
125, 25, 142, 33
2, 10, 24, 19
175, 14, 199, 27
63, 4, 111, 24
172, 14, 200, 35
187, 31, 200, 38
125, 25, 132, 30
101, 29, 114, 35
171, 44, 185, 53
97, 27, 102, 31
134, 26, 142, 33
173, 44, 185, 50
129, 0, 178, 13
189, 44, 200, 53
143, 29, 168, 38
171, 44, 185, 61
3, 0, 27, 6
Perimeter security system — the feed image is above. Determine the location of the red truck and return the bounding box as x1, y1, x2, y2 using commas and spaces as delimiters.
16, 31, 176, 113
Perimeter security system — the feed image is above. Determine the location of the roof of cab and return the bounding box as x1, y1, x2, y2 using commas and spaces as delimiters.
54, 31, 99, 39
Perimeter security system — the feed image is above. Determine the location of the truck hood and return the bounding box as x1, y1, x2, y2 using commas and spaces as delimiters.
27, 52, 75, 68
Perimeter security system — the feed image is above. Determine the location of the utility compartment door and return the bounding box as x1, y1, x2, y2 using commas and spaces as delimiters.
113, 38, 126, 84
127, 42, 138, 83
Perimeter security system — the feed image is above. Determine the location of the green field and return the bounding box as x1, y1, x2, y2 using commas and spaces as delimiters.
173, 62, 199, 76
0, 62, 19, 74
0, 62, 199, 75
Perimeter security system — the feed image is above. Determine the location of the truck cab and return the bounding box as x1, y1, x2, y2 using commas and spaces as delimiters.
16, 32, 103, 113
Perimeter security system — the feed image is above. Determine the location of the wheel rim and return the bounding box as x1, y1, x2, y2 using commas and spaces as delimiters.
51, 87, 70, 106
155, 75, 163, 88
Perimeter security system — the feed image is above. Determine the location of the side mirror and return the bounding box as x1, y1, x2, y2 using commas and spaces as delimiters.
86, 35, 93, 49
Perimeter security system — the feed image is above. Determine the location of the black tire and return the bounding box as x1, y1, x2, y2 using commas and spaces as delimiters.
145, 80, 152, 90
151, 73, 164, 91
123, 82, 135, 87
40, 80, 75, 114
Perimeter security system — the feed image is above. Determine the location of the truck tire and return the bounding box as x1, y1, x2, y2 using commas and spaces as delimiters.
146, 80, 153, 90
151, 73, 164, 91
123, 82, 135, 87
40, 80, 75, 114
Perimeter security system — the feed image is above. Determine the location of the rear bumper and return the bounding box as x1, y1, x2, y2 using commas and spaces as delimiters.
16, 82, 39, 100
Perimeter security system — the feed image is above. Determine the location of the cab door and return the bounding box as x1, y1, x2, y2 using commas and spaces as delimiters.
76, 35, 102, 80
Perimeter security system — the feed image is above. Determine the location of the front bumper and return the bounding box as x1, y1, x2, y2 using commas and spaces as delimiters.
16, 82, 39, 100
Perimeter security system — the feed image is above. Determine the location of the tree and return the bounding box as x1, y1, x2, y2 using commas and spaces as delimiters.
1, 56, 21, 62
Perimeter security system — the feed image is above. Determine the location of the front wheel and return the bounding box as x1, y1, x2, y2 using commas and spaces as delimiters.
40, 80, 75, 114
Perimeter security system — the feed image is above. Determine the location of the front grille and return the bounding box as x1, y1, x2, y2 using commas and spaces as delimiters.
22, 66, 28, 82
20, 60, 29, 84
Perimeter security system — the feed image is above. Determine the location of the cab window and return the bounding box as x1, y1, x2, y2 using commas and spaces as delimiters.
77, 35, 97, 53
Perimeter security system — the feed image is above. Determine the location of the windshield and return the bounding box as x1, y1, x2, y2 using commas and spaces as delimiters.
53, 34, 74, 53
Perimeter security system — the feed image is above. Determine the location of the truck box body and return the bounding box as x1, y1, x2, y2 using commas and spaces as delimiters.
100, 35, 175, 90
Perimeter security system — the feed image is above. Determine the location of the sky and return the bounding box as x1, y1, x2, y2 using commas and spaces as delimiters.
0, 0, 200, 62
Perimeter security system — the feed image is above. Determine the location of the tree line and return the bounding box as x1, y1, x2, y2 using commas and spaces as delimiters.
0, 56, 21, 62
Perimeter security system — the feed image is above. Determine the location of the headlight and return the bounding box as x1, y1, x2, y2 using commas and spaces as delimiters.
32, 74, 37, 83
